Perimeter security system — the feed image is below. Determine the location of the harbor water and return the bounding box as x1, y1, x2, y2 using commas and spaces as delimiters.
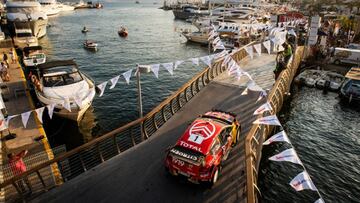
259, 87, 360, 203
38, 1, 208, 148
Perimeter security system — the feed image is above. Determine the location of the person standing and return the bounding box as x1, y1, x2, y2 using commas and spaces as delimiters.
9, 48, 16, 64
3, 52, 8, 67
0, 62, 10, 81
8, 150, 32, 194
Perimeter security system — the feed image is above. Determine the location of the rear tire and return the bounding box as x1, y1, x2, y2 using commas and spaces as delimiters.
210, 167, 219, 186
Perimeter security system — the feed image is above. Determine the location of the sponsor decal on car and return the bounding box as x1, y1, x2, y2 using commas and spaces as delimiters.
170, 148, 198, 161
179, 141, 202, 152
188, 121, 216, 144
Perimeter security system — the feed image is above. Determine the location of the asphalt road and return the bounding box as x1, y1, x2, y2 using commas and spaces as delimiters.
33, 55, 276, 203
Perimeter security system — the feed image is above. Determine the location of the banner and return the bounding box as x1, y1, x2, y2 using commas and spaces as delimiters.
253, 102, 273, 115
35, 107, 45, 124
63, 98, 72, 112
47, 103, 56, 119
263, 130, 290, 145
162, 62, 174, 75
290, 171, 317, 191
254, 43, 262, 56
200, 55, 212, 68
150, 64, 160, 78
245, 46, 254, 59
269, 148, 302, 165
122, 69, 132, 84
174, 60, 183, 70
253, 115, 281, 126
97, 81, 108, 97
109, 75, 120, 89
263, 40, 271, 54
21, 111, 31, 128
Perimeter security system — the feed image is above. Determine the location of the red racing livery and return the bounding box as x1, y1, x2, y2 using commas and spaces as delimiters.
165, 110, 241, 186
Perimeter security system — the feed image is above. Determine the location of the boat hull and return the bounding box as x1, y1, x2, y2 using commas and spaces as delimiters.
182, 32, 208, 45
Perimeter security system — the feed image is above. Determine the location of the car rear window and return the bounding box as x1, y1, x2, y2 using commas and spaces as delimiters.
170, 146, 204, 162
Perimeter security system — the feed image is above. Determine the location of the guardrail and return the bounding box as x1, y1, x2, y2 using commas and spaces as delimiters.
0, 47, 249, 202
245, 46, 305, 203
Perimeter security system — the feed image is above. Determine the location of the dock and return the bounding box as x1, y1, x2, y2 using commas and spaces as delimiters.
0, 45, 61, 201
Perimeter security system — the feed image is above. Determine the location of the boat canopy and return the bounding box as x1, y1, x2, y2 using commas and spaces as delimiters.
23, 46, 43, 53
345, 67, 360, 80
37, 60, 78, 70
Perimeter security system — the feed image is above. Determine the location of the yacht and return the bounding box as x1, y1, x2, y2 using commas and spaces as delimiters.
34, 60, 96, 121
13, 24, 38, 49
22, 46, 46, 67
39, 0, 59, 16
57, 2, 75, 12
172, 4, 209, 20
181, 29, 208, 45
6, 0, 48, 38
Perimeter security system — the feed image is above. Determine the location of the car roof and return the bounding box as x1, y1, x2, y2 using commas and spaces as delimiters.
175, 118, 227, 155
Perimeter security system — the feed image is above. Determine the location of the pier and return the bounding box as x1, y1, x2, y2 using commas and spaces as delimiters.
0, 44, 305, 202
0, 45, 61, 201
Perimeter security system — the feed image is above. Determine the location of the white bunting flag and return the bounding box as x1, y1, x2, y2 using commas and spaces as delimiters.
263, 40, 271, 54
190, 58, 199, 66
253, 115, 281, 126
222, 55, 232, 67
254, 43, 262, 56
74, 96, 83, 108
315, 198, 325, 203
213, 37, 221, 45
200, 55, 212, 68
162, 62, 174, 75
254, 102, 273, 115
288, 29, 297, 37
245, 46, 254, 59
241, 88, 248, 95
35, 107, 45, 124
290, 171, 317, 191
21, 111, 31, 128
47, 103, 56, 119
215, 50, 228, 60
213, 43, 225, 51
122, 69, 132, 84
263, 130, 290, 145
256, 90, 268, 103
269, 148, 302, 165
208, 32, 217, 41
150, 64, 160, 78
5, 115, 18, 127
109, 75, 120, 89
174, 60, 183, 70
63, 98, 72, 112
97, 81, 108, 97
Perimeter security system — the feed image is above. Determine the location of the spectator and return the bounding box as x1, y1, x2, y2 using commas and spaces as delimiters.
9, 48, 16, 64
3, 52, 8, 67
0, 62, 10, 81
8, 150, 32, 194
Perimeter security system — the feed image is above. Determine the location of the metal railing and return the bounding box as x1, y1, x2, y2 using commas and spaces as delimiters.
245, 46, 305, 203
0, 47, 249, 202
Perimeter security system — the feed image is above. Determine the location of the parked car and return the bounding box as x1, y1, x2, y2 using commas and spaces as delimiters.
165, 110, 241, 186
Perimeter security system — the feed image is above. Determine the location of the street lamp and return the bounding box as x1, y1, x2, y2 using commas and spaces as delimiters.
136, 64, 151, 140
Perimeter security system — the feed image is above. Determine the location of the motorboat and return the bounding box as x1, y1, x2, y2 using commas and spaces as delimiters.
13, 25, 39, 49
34, 60, 96, 121
22, 46, 46, 67
118, 26, 128, 37
181, 28, 208, 45
82, 26, 89, 33
339, 67, 360, 103
316, 71, 344, 91
172, 4, 209, 20
135, 0, 140, 4
83, 40, 98, 50
294, 69, 323, 87
6, 0, 48, 38
38, 0, 59, 16
73, 0, 90, 9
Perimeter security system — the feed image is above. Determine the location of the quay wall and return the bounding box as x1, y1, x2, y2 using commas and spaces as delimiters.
245, 46, 305, 203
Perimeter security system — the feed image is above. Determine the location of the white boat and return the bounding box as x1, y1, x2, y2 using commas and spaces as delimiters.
13, 26, 39, 49
6, 0, 48, 38
22, 46, 46, 67
316, 71, 344, 91
39, 0, 59, 16
83, 40, 98, 50
34, 60, 96, 121
294, 69, 323, 87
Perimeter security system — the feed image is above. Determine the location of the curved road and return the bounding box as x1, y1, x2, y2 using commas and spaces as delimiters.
33, 55, 276, 203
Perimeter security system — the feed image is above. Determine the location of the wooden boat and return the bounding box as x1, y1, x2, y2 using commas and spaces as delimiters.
118, 27, 128, 37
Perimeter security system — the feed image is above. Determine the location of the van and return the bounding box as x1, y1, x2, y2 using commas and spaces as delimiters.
331, 47, 360, 66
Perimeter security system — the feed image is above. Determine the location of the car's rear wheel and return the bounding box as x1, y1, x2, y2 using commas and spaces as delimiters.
210, 167, 219, 186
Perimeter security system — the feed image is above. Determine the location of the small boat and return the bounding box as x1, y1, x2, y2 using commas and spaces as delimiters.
294, 69, 323, 87
82, 27, 89, 33
339, 67, 360, 103
84, 40, 98, 50
316, 71, 344, 91
181, 29, 208, 45
34, 60, 96, 121
135, 0, 140, 4
22, 46, 46, 67
118, 27, 128, 37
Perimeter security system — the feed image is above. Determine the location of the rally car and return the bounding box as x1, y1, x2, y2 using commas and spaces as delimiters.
165, 110, 241, 186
